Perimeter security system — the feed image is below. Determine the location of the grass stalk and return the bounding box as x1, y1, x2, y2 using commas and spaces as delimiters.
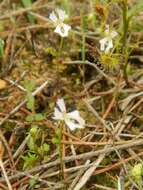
122, 0, 129, 85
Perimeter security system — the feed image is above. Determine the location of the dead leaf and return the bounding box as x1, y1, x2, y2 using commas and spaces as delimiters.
0, 79, 6, 90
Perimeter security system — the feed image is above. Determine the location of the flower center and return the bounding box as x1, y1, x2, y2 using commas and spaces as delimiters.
59, 23, 65, 33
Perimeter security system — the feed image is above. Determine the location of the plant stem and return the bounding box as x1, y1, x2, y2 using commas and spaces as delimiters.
80, 9, 86, 84
122, 0, 129, 85
0, 159, 13, 190
56, 37, 64, 93
59, 37, 64, 58
59, 124, 66, 189
122, 0, 128, 51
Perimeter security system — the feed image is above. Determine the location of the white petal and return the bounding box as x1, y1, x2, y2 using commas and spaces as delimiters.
65, 120, 83, 131
99, 38, 108, 51
65, 121, 77, 130
56, 98, 66, 112
67, 110, 85, 126
62, 24, 71, 35
67, 110, 79, 119
56, 9, 67, 21
111, 31, 118, 38
49, 11, 58, 23
105, 39, 113, 53
52, 108, 63, 120
54, 24, 71, 37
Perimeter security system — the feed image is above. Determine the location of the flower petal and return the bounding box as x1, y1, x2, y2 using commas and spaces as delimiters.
67, 110, 85, 126
111, 31, 118, 38
65, 120, 77, 130
56, 98, 66, 112
49, 11, 58, 23
105, 39, 113, 53
99, 37, 108, 51
54, 24, 71, 37
52, 107, 63, 120
56, 9, 67, 21
63, 24, 71, 35
67, 110, 79, 118
65, 120, 84, 131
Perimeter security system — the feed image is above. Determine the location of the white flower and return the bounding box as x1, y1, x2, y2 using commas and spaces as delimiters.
53, 98, 85, 131
99, 25, 118, 54
49, 9, 71, 37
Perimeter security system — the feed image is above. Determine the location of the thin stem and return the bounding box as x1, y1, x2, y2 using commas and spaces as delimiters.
56, 37, 64, 93
122, 0, 129, 85
59, 124, 66, 189
123, 54, 129, 85
81, 9, 86, 84
0, 159, 13, 190
59, 125, 64, 178
58, 37, 64, 58
122, 0, 128, 51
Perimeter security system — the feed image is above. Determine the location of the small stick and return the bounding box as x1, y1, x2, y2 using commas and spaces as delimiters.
0, 141, 13, 190
0, 3, 53, 20
61, 139, 138, 146
1, 138, 143, 183
83, 99, 112, 132
68, 160, 90, 190
61, 125, 66, 180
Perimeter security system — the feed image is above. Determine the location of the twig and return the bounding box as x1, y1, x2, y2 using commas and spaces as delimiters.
27, 151, 143, 179
0, 3, 53, 20
0, 141, 13, 190
1, 138, 143, 183
73, 98, 139, 190
93, 184, 116, 190
74, 153, 106, 190
0, 160, 13, 190
68, 160, 90, 190
83, 99, 112, 132
61, 139, 139, 146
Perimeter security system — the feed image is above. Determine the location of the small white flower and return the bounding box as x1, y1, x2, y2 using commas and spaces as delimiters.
53, 98, 85, 131
99, 25, 118, 54
49, 9, 71, 37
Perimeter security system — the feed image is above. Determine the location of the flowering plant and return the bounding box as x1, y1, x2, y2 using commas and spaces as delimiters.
99, 25, 118, 54
53, 98, 85, 131
49, 9, 71, 37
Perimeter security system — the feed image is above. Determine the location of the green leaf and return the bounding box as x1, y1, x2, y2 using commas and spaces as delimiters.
24, 80, 36, 92
21, 0, 35, 23
27, 95, 35, 111
0, 39, 4, 58
52, 137, 60, 144
131, 163, 143, 178
22, 153, 38, 170
30, 125, 38, 136
34, 113, 45, 121
29, 178, 37, 188
37, 147, 43, 156
26, 114, 34, 122
128, 0, 143, 19
42, 143, 49, 152
27, 136, 36, 151
37, 143, 49, 156
44, 47, 57, 57
55, 128, 61, 137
